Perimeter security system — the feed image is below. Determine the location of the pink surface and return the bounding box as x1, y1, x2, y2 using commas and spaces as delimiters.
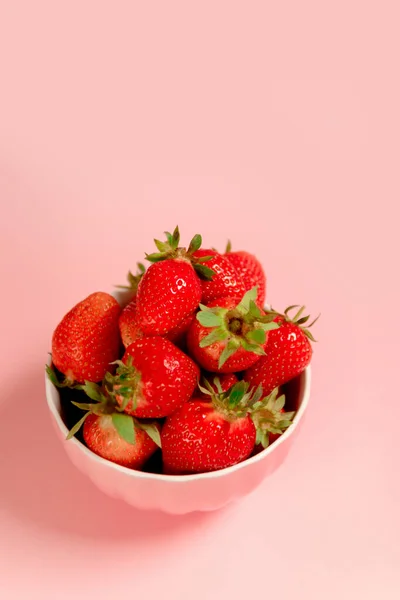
0, 1, 399, 598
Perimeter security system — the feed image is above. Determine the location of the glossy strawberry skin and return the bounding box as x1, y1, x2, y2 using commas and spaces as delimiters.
225, 250, 266, 306
52, 292, 121, 383
193, 249, 246, 304
135, 259, 202, 335
119, 299, 194, 349
243, 317, 312, 395
186, 297, 268, 373
116, 337, 200, 418
161, 400, 256, 474
83, 414, 158, 469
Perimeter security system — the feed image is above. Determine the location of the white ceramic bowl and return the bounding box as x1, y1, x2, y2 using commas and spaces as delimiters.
45, 357, 311, 514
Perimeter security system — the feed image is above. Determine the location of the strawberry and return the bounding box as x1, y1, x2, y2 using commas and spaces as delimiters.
161, 381, 258, 474
135, 227, 214, 335
51, 292, 121, 384
119, 299, 195, 349
192, 248, 246, 304
61, 382, 161, 469
105, 337, 200, 418
186, 287, 280, 373
224, 242, 266, 306
162, 380, 294, 474
244, 305, 318, 395
83, 414, 159, 469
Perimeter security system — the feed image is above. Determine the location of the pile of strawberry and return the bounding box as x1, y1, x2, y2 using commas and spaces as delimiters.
47, 227, 318, 475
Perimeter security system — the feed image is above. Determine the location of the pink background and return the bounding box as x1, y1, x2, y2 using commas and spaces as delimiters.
0, 1, 399, 598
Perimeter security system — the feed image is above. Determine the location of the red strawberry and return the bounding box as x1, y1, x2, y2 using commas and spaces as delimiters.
186, 287, 280, 373
193, 248, 246, 304
62, 386, 162, 469
119, 299, 195, 349
52, 292, 121, 384
135, 227, 214, 335
224, 242, 266, 306
161, 381, 258, 474
197, 373, 238, 398
106, 337, 200, 418
83, 414, 159, 469
244, 305, 318, 395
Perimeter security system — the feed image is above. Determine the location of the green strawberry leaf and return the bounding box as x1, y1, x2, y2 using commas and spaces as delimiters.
66, 412, 90, 440
187, 233, 202, 254
248, 300, 262, 319
292, 306, 306, 321
171, 226, 180, 249
259, 321, 280, 332
199, 327, 229, 348
196, 255, 214, 262
145, 252, 167, 263
241, 340, 266, 355
258, 314, 277, 324
225, 239, 232, 253
236, 287, 258, 315
198, 304, 221, 314
274, 394, 286, 411
112, 413, 136, 445
197, 311, 222, 328
227, 381, 247, 408
136, 422, 162, 448
284, 305, 301, 315
296, 315, 311, 325
282, 411, 296, 421
303, 329, 317, 342
278, 419, 293, 429
45, 364, 74, 388
71, 401, 98, 411
246, 329, 266, 345
193, 263, 215, 280
251, 385, 264, 405
213, 377, 224, 395
218, 340, 240, 368
154, 238, 171, 253
79, 381, 103, 402
45, 364, 61, 387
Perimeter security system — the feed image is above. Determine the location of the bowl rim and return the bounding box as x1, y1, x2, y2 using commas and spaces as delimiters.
45, 357, 311, 482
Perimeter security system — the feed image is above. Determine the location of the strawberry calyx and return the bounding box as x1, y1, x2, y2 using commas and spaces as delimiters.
198, 379, 264, 422
46, 363, 161, 447
46, 362, 77, 388
198, 379, 296, 444
144, 225, 215, 281
103, 357, 142, 412
197, 287, 281, 368
269, 305, 320, 342
249, 387, 295, 448
115, 262, 146, 293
